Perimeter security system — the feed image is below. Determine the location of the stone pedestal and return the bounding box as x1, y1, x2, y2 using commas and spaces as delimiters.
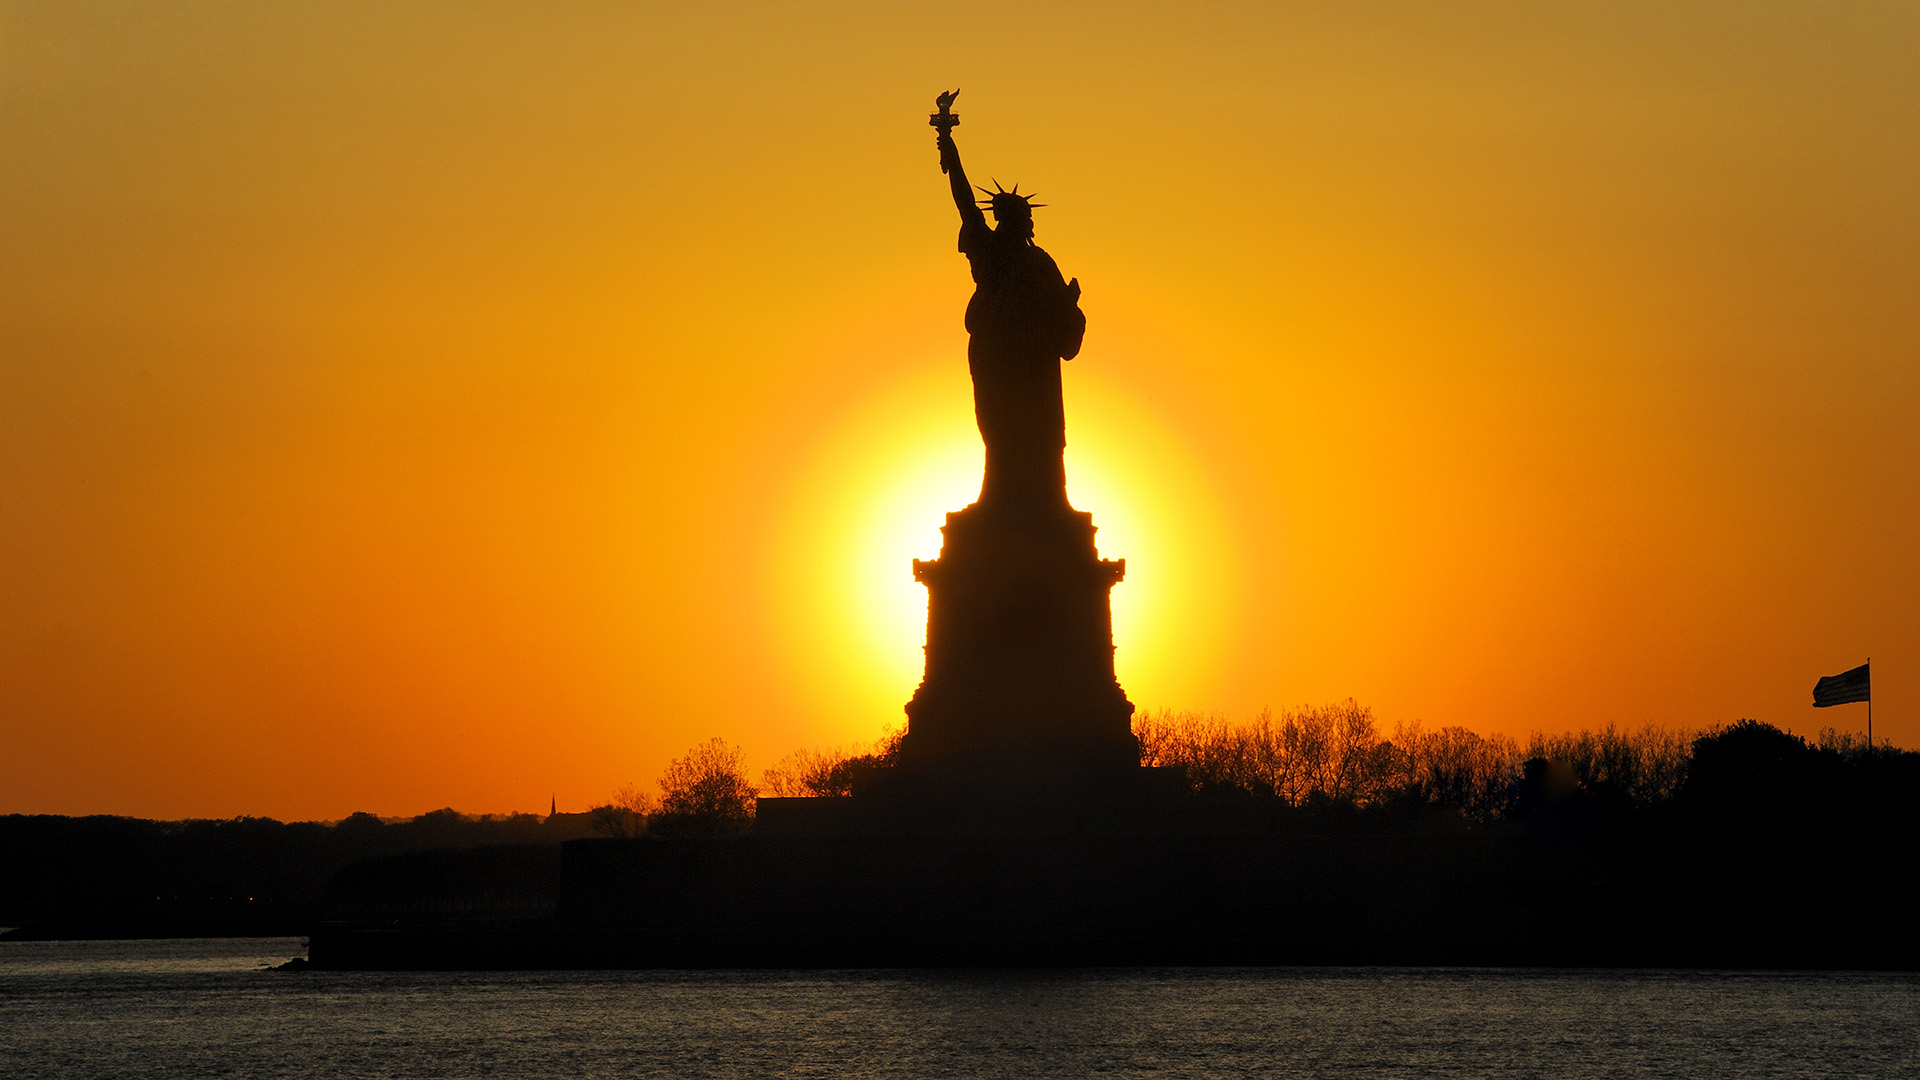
898, 501, 1137, 778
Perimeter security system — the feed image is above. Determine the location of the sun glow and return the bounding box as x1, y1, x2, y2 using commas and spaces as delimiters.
772, 354, 1234, 747
1063, 373, 1237, 712
839, 423, 984, 700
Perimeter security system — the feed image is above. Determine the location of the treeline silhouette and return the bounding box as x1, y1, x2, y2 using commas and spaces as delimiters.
576, 707, 1912, 849
0, 809, 595, 940
1133, 702, 1693, 822
578, 728, 906, 839
609, 706, 1896, 834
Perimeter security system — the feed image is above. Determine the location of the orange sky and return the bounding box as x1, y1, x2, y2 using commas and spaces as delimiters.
3, 3, 1915, 819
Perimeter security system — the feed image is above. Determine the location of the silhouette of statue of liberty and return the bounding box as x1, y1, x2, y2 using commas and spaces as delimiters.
935, 103, 1085, 511
897, 92, 1137, 783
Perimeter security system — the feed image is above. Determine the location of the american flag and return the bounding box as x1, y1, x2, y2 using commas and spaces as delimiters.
1812, 662, 1870, 708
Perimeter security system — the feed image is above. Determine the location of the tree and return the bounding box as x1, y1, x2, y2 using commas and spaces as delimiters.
1680, 719, 1824, 826
1134, 702, 1402, 808
586, 783, 655, 839
654, 738, 757, 837
761, 726, 904, 798
1393, 722, 1523, 823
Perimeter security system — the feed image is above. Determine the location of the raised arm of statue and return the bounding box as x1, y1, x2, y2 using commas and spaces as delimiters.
937, 128, 987, 232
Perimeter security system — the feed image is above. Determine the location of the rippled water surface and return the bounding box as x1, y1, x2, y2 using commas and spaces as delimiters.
2, 938, 1915, 1078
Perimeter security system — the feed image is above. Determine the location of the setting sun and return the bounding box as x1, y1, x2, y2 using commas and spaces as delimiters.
772, 348, 1236, 752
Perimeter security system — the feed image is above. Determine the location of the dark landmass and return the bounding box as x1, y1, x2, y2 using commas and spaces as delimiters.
9, 722, 1916, 969
0, 809, 594, 940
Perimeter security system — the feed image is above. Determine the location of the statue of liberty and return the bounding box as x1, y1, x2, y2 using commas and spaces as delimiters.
932, 90, 1086, 513
899, 91, 1137, 779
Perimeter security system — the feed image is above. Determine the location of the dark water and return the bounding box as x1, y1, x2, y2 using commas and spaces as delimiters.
1, 938, 1915, 1078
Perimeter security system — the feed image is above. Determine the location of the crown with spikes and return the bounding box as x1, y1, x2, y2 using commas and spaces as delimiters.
975, 179, 1044, 218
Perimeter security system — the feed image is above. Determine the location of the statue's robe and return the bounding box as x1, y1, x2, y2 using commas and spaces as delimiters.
959, 218, 1085, 511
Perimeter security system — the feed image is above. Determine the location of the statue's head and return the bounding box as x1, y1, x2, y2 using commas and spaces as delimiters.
977, 181, 1041, 240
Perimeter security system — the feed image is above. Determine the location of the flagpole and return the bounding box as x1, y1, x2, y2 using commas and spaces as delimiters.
1866, 657, 1872, 752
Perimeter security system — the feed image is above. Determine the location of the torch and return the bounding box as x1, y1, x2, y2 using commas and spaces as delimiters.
930, 89, 960, 173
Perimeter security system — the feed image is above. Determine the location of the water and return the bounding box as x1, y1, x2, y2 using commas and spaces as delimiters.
1, 939, 1915, 1078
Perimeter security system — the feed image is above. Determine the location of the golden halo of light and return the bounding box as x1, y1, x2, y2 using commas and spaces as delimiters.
771, 352, 1235, 746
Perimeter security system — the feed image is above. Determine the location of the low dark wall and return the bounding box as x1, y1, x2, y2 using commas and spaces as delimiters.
550, 832, 1538, 966
310, 818, 1918, 969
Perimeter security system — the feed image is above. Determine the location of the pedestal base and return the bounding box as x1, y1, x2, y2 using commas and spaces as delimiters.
900, 501, 1136, 778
